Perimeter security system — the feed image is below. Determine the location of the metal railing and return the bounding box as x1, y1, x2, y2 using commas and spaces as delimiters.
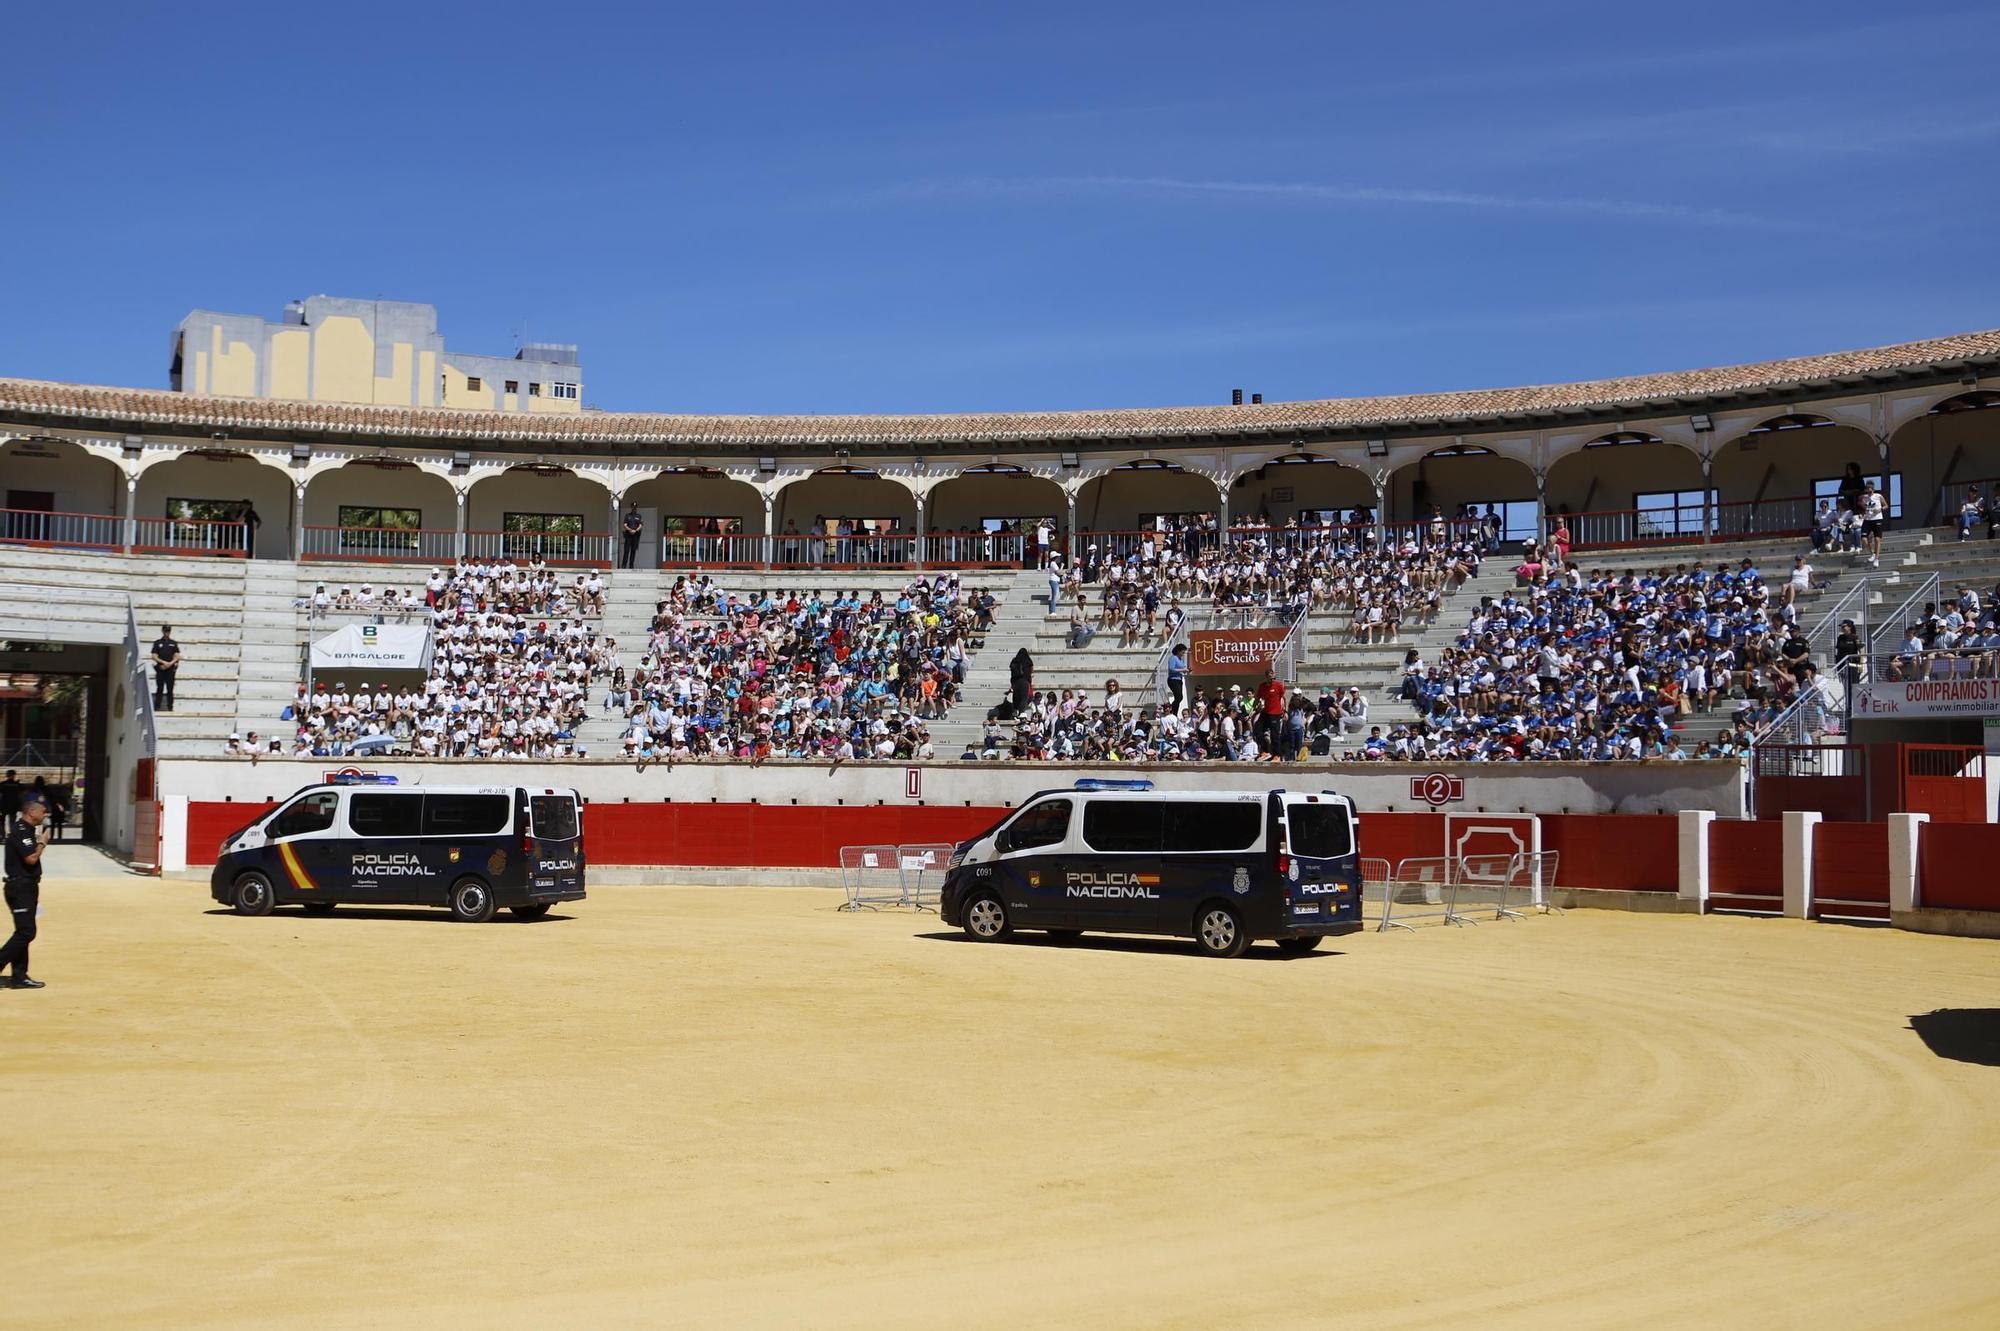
0, 506, 123, 551
1714, 494, 1817, 540
302, 525, 458, 562
463, 529, 613, 566
662, 532, 764, 567
132, 516, 250, 555
1938, 477, 2000, 532
1554, 502, 1707, 551
1868, 572, 1942, 656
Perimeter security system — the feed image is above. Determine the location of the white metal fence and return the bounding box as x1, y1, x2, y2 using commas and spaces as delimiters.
837, 842, 955, 912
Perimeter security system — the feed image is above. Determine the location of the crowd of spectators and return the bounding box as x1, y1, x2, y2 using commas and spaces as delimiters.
1057, 512, 1484, 649
610, 573, 991, 761
1884, 584, 2000, 680
288, 557, 607, 758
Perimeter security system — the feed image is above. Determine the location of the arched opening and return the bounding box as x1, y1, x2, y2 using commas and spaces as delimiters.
1712, 414, 1880, 538
465, 464, 612, 566
1390, 446, 1536, 545
1887, 391, 2000, 527
926, 466, 1066, 566
1231, 453, 1375, 530
133, 449, 293, 558
774, 468, 919, 568
622, 468, 765, 567
301, 458, 458, 562
1546, 432, 1706, 549
0, 436, 124, 551
1077, 460, 1217, 535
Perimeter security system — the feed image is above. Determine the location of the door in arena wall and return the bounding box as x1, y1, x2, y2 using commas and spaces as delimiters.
1444, 812, 1543, 906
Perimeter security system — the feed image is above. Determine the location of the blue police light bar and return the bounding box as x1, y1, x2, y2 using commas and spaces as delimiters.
1072, 778, 1155, 791
329, 773, 398, 785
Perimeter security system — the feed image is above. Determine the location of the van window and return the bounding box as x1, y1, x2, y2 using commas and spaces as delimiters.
350, 793, 423, 837
530, 795, 579, 840
1082, 800, 1165, 853
998, 798, 1071, 853
422, 794, 511, 836
1287, 804, 1354, 858
267, 792, 339, 840
1165, 802, 1263, 852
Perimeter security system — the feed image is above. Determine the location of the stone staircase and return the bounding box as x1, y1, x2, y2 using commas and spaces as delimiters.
0, 548, 251, 757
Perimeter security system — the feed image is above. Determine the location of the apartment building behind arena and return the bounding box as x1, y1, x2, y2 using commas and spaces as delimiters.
170, 296, 582, 414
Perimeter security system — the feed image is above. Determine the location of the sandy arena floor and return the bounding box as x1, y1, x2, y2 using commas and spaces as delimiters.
3, 849, 1998, 1329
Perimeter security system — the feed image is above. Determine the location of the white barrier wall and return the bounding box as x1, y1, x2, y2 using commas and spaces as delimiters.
158, 756, 1749, 816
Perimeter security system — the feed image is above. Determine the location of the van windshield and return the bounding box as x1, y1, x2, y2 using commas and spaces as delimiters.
1286, 804, 1353, 859
530, 795, 579, 841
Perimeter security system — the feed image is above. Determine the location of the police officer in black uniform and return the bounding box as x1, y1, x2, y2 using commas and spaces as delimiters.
151, 624, 181, 712
0, 797, 49, 989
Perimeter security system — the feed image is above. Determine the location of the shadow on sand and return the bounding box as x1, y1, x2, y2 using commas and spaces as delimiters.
1909, 1009, 2000, 1067
916, 931, 1341, 961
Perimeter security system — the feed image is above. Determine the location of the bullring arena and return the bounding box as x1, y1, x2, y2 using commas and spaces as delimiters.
4, 317, 2000, 1326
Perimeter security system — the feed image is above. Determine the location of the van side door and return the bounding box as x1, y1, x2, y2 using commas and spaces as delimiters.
345, 792, 430, 904
421, 793, 517, 902
1162, 798, 1267, 932
990, 797, 1074, 927
1075, 799, 1166, 930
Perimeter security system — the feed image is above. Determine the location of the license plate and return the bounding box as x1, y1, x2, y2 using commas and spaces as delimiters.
533, 878, 556, 888
1293, 903, 1319, 915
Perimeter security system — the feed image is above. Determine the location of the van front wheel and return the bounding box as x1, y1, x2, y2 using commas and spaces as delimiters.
450, 877, 498, 923
232, 871, 275, 917
1194, 904, 1249, 959
963, 892, 1010, 942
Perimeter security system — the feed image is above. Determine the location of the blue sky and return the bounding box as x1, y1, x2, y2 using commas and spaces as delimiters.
3, 1, 1997, 415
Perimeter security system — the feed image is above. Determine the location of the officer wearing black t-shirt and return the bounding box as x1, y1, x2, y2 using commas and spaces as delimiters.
1, 798, 48, 989
151, 625, 181, 712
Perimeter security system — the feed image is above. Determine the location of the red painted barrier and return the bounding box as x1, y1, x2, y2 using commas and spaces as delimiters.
1541, 814, 1677, 892
180, 801, 1700, 894
187, 801, 278, 863
1809, 822, 1890, 919
1917, 822, 2000, 912
1709, 819, 1784, 910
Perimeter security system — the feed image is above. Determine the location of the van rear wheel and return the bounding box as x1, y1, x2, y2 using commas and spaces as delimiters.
232, 871, 275, 917
510, 903, 552, 919
963, 892, 1010, 942
1276, 934, 1322, 954
449, 877, 498, 923
1194, 903, 1249, 959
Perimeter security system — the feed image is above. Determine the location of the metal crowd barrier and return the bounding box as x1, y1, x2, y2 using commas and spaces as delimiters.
837, 842, 955, 912
1377, 852, 1563, 931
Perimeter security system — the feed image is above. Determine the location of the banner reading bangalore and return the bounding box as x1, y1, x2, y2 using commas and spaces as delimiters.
1188, 628, 1290, 675
1853, 678, 2000, 718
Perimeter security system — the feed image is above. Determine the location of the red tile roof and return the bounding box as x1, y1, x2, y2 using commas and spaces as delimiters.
3, 328, 1997, 452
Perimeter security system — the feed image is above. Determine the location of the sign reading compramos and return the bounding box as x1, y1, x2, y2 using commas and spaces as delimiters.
1187, 628, 1290, 675
1854, 678, 2000, 718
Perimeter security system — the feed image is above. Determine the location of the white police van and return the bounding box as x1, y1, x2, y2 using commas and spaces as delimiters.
209, 775, 585, 921
937, 779, 1362, 957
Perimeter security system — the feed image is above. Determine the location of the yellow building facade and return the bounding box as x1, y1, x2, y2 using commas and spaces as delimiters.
170, 296, 580, 414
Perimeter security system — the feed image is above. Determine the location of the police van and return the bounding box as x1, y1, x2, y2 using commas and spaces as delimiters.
209, 776, 586, 921
937, 779, 1362, 957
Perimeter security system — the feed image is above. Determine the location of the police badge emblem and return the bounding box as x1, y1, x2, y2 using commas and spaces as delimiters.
448, 847, 461, 863
1232, 866, 1250, 894
1028, 871, 1041, 887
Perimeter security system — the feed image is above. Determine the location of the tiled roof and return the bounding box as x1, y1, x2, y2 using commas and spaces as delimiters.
3, 328, 1997, 452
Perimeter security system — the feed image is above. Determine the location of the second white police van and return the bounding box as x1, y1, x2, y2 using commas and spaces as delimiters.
938, 779, 1363, 958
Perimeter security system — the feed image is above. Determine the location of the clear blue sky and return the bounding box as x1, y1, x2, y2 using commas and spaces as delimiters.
3, 1, 1997, 416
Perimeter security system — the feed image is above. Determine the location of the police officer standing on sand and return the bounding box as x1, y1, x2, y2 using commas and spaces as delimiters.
0, 796, 49, 989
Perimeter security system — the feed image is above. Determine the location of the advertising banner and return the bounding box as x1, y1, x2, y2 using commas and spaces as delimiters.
308, 623, 433, 671
1853, 678, 2000, 719
1188, 628, 1290, 675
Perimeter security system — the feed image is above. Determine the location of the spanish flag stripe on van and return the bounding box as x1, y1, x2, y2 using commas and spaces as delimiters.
278, 841, 317, 891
